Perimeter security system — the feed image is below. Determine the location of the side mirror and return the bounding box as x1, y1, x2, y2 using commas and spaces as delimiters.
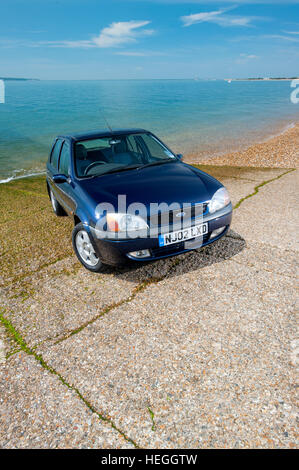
177, 154, 183, 161
53, 174, 68, 184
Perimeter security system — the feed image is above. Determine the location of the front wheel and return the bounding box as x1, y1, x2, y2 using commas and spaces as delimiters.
72, 223, 105, 272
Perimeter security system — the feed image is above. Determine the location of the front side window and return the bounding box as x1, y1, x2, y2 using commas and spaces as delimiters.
59, 141, 70, 176
126, 135, 144, 159
50, 139, 63, 170
141, 134, 174, 160
74, 133, 176, 178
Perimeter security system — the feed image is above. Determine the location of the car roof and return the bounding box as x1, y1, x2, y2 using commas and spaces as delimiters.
57, 128, 148, 142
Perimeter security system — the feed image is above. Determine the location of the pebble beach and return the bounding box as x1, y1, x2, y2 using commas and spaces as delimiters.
187, 122, 299, 168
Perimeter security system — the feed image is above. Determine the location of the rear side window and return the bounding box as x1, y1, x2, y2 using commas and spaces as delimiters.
50, 140, 62, 170
59, 141, 70, 176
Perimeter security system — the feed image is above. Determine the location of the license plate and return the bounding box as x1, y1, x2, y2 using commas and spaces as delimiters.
158, 223, 208, 247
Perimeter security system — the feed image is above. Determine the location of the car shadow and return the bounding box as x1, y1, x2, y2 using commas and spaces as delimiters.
104, 229, 246, 283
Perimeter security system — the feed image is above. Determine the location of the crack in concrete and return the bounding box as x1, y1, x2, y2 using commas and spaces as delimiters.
54, 257, 184, 345
147, 406, 156, 432
3, 255, 189, 359
0, 254, 73, 289
0, 309, 139, 448
233, 168, 295, 210
222, 176, 259, 182
53, 281, 157, 345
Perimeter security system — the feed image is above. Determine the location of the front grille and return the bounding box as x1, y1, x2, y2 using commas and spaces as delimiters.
151, 233, 210, 258
149, 203, 208, 228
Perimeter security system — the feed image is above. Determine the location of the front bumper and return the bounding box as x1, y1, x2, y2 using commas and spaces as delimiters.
89, 204, 233, 266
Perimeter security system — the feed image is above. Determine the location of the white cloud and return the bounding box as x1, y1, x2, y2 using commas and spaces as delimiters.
181, 8, 255, 27
115, 51, 147, 56
44, 40, 96, 48
114, 50, 166, 57
181, 10, 223, 27
262, 34, 299, 42
92, 21, 153, 48
240, 53, 258, 59
0, 21, 153, 49
282, 30, 299, 35
231, 33, 299, 43
236, 52, 259, 64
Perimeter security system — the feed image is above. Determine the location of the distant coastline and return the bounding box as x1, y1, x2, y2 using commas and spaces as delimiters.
1, 77, 299, 82
0, 77, 40, 81
224, 77, 299, 82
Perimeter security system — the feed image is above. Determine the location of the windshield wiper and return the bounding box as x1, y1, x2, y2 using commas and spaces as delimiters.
102, 164, 142, 175
85, 159, 175, 179
137, 158, 175, 170
87, 164, 141, 178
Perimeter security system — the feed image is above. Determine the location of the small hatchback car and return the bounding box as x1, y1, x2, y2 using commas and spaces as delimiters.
46, 129, 232, 272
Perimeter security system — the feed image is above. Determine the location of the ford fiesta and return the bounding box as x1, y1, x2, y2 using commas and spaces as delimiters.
46, 129, 232, 272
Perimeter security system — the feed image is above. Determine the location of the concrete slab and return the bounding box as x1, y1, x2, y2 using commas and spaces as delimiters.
231, 170, 298, 251
40, 247, 297, 448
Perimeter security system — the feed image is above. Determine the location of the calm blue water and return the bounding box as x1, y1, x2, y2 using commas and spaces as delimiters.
0, 79, 298, 182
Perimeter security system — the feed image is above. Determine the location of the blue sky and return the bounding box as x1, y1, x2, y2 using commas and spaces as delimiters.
1, 0, 298, 79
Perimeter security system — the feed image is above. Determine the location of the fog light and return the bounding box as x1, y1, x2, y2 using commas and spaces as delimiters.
210, 226, 225, 239
128, 249, 151, 259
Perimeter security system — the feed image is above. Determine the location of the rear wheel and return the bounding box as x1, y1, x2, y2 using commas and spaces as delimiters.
49, 188, 66, 216
72, 223, 105, 272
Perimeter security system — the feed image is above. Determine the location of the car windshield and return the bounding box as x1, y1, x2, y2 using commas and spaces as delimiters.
74, 133, 177, 178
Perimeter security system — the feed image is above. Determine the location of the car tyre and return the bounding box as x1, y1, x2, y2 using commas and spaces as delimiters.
49, 188, 66, 216
72, 223, 105, 272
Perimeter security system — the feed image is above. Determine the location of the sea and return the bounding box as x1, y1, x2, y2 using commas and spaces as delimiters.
0, 79, 298, 183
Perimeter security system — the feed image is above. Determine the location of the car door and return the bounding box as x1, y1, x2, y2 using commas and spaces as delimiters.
56, 140, 76, 214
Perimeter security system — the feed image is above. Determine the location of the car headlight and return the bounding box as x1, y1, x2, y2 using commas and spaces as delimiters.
208, 187, 231, 214
106, 213, 149, 233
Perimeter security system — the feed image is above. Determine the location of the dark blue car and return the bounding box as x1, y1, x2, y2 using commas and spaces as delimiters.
46, 129, 232, 272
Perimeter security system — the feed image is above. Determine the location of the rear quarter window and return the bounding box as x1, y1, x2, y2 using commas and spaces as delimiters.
50, 140, 63, 170
59, 141, 71, 175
